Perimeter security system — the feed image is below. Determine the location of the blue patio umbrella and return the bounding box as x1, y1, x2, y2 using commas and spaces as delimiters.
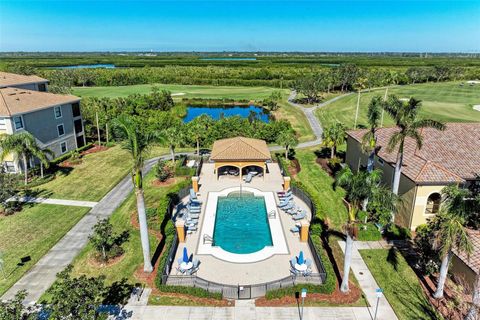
298, 251, 304, 265
182, 247, 189, 263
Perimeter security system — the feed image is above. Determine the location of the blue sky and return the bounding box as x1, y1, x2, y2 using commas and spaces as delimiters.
1, 1, 479, 52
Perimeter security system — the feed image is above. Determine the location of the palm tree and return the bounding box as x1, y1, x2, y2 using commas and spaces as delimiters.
187, 115, 210, 156
382, 96, 445, 196
361, 96, 382, 173
322, 122, 346, 159
433, 211, 472, 299
275, 129, 298, 160
113, 115, 154, 272
161, 124, 184, 164
0, 132, 52, 185
335, 166, 382, 292
465, 275, 480, 320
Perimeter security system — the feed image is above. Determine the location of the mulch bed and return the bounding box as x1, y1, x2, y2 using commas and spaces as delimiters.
315, 157, 334, 177
151, 177, 177, 187
81, 144, 109, 155
255, 281, 362, 306
288, 159, 301, 177
87, 252, 126, 268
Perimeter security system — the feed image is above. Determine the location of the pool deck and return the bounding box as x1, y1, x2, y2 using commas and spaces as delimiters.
170, 162, 318, 285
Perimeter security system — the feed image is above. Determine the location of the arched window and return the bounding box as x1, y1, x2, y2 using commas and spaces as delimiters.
426, 193, 441, 214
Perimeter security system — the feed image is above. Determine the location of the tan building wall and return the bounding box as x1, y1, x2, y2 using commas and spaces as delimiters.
450, 255, 477, 292
346, 136, 436, 230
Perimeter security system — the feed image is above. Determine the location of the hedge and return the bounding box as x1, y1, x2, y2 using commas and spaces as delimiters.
157, 285, 222, 300
50, 142, 94, 165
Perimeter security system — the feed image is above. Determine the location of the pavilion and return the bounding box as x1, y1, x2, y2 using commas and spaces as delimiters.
210, 136, 271, 180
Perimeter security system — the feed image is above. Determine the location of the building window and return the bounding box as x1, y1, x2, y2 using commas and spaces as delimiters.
425, 193, 441, 214
57, 124, 65, 137
72, 103, 81, 117
74, 119, 83, 134
54, 106, 62, 119
13, 116, 24, 130
60, 142, 67, 154
38, 83, 47, 92
4, 161, 15, 173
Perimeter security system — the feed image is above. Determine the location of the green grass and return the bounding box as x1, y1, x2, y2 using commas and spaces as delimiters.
294, 149, 348, 231
275, 99, 315, 143
359, 249, 442, 320
33, 145, 172, 202
69, 172, 186, 285
73, 83, 289, 100
316, 82, 480, 129
0, 205, 90, 295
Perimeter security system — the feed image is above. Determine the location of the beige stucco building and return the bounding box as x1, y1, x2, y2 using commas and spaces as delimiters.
346, 123, 480, 231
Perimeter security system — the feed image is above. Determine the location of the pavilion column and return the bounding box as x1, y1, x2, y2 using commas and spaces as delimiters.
176, 220, 186, 243
191, 176, 199, 193
300, 220, 310, 242
283, 176, 291, 191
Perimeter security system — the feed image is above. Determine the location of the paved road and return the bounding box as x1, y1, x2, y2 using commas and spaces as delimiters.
270, 91, 353, 151
1, 155, 173, 303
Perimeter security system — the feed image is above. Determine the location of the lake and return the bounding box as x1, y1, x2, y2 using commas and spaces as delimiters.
53, 64, 116, 69
183, 105, 269, 123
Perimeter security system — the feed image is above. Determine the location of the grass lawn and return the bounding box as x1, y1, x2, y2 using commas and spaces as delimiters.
69, 172, 187, 285
33, 145, 172, 202
0, 205, 90, 295
274, 99, 315, 143
359, 249, 442, 320
316, 82, 480, 129
73, 84, 289, 100
293, 149, 348, 231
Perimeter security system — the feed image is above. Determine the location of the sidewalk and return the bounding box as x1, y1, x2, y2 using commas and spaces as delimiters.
8, 196, 98, 208
339, 240, 398, 320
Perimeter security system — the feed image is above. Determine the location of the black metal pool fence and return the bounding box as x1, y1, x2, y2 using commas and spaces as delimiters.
160, 185, 328, 300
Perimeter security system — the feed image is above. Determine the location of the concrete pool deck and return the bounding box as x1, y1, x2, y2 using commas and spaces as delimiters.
169, 162, 318, 285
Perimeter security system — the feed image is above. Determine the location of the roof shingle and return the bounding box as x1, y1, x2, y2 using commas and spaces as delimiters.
210, 137, 271, 161
0, 72, 48, 88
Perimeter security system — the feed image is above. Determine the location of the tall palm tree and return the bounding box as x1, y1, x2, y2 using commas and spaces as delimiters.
0, 132, 52, 185
113, 115, 154, 272
187, 115, 210, 156
465, 275, 480, 320
335, 166, 383, 293
161, 124, 184, 164
433, 211, 472, 299
361, 96, 382, 173
322, 122, 347, 159
276, 129, 298, 160
382, 96, 445, 196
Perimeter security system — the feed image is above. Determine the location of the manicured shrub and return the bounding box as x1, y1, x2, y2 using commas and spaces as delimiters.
310, 235, 336, 294
155, 159, 173, 182
384, 224, 411, 240
157, 285, 222, 300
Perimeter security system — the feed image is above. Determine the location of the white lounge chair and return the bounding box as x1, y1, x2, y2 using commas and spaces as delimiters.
292, 210, 306, 220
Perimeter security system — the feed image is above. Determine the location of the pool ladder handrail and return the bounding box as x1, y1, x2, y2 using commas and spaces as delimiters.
268, 210, 276, 219
203, 234, 214, 245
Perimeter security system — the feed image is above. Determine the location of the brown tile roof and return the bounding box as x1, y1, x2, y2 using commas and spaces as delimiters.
347, 123, 480, 183
210, 137, 271, 161
0, 72, 48, 88
454, 229, 480, 274
0, 87, 80, 117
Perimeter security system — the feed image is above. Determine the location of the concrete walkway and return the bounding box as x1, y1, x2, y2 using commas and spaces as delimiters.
8, 196, 98, 208
339, 240, 398, 320
1, 156, 169, 303
122, 305, 374, 320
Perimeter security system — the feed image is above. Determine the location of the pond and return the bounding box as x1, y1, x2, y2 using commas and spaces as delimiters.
53, 64, 116, 69
183, 105, 269, 123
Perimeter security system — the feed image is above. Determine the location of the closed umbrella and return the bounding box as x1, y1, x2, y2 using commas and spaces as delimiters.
183, 247, 189, 263
298, 251, 304, 265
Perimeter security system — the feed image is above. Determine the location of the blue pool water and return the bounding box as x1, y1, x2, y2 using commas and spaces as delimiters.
213, 193, 273, 254
54, 64, 116, 69
183, 105, 269, 123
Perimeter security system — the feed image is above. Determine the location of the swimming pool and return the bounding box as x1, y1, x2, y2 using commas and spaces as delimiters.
213, 193, 273, 254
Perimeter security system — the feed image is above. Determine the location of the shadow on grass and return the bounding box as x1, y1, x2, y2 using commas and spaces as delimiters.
386, 247, 399, 272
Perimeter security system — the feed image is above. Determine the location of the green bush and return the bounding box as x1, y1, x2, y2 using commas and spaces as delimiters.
384, 224, 411, 240
174, 166, 196, 177
310, 223, 323, 237
50, 143, 94, 165
157, 285, 222, 300
310, 235, 336, 294
155, 160, 173, 182
357, 223, 382, 241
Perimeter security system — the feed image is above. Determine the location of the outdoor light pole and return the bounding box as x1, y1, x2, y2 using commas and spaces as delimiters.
374, 288, 383, 320
301, 288, 307, 320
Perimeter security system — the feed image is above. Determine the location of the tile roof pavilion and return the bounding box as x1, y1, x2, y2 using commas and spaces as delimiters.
210, 137, 271, 161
